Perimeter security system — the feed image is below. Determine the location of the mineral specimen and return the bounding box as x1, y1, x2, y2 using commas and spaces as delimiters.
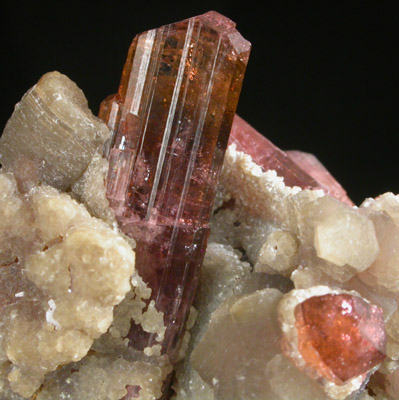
173, 143, 396, 400
228, 114, 353, 205
1, 11, 399, 400
294, 293, 386, 383
99, 11, 250, 361
0, 72, 171, 400
0, 173, 135, 398
0, 71, 109, 191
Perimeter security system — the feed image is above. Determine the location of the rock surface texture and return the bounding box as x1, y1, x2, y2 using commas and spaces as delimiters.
0, 72, 170, 400
0, 71, 109, 191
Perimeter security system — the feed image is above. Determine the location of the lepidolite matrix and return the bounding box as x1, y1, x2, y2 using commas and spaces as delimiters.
0, 11, 398, 400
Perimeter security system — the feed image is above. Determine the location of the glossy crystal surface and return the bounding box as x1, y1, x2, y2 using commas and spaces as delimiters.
100, 11, 250, 361
287, 150, 354, 205
229, 115, 353, 205
295, 294, 386, 384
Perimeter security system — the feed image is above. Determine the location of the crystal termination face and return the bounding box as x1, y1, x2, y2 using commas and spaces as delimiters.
100, 11, 250, 362
295, 294, 387, 384
229, 115, 353, 205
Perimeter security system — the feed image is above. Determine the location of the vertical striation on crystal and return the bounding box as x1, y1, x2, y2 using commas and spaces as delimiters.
99, 11, 250, 362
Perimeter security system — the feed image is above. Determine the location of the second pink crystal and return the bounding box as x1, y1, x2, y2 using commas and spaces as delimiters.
229, 115, 353, 205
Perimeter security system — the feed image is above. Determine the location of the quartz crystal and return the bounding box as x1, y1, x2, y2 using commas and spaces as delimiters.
99, 11, 250, 361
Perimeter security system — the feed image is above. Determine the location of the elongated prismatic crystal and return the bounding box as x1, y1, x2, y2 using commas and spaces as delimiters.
99, 11, 250, 361
228, 115, 353, 205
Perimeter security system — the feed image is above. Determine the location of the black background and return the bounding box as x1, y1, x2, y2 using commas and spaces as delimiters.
0, 1, 397, 205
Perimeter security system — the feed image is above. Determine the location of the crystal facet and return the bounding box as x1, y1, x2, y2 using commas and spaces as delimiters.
287, 150, 354, 206
99, 11, 250, 361
229, 115, 353, 205
295, 293, 387, 384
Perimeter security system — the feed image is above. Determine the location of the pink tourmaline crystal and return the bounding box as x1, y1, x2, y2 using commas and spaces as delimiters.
295, 294, 386, 384
287, 150, 354, 205
100, 11, 250, 362
229, 115, 353, 205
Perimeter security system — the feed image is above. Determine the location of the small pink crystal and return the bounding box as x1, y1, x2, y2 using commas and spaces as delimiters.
295, 294, 386, 384
229, 115, 353, 205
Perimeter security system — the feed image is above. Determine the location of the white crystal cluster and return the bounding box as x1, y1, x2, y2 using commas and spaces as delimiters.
0, 173, 135, 398
172, 145, 399, 400
0, 72, 169, 400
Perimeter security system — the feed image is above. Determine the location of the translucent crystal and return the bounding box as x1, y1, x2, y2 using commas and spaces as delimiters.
279, 287, 387, 399
99, 11, 250, 362
228, 115, 353, 205
296, 195, 379, 283
295, 294, 386, 383
311, 197, 379, 271
359, 200, 399, 293
190, 289, 283, 399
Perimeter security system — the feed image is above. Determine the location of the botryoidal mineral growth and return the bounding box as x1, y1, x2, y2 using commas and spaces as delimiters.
0, 10, 398, 400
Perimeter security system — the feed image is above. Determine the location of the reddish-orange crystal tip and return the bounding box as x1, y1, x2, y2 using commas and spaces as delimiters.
295, 294, 386, 384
